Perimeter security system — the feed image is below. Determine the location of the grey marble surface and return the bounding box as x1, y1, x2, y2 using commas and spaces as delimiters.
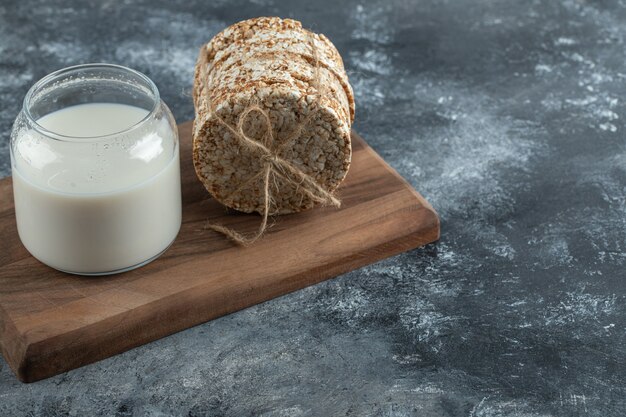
1, 0, 626, 415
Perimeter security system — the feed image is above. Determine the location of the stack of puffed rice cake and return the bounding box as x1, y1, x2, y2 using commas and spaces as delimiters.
193, 17, 354, 214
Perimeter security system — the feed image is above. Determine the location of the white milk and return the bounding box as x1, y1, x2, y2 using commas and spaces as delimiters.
12, 103, 182, 274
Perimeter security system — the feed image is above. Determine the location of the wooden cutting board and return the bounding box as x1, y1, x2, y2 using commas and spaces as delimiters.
0, 121, 439, 382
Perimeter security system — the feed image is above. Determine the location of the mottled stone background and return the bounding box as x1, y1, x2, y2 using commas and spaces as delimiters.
1, 0, 626, 415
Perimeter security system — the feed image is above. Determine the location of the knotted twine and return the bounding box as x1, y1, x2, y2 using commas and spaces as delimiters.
203, 32, 342, 245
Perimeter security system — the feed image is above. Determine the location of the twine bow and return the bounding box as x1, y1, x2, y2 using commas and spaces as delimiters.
204, 32, 341, 245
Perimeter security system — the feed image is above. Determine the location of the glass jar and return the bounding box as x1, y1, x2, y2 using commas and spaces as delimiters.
10, 63, 181, 275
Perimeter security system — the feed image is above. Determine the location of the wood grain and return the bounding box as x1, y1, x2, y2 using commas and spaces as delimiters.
0, 121, 439, 382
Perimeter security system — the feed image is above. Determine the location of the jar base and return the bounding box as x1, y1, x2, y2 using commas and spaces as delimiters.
48, 237, 177, 277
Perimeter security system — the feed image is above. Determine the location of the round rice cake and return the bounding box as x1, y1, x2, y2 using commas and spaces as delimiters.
193, 82, 351, 214
193, 17, 354, 214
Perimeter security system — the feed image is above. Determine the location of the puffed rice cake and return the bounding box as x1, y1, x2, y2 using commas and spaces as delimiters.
193, 17, 354, 214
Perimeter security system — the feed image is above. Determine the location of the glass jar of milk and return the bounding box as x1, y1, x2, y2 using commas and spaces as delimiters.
10, 63, 182, 275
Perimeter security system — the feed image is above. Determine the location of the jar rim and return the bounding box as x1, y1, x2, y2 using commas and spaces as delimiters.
23, 63, 161, 142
